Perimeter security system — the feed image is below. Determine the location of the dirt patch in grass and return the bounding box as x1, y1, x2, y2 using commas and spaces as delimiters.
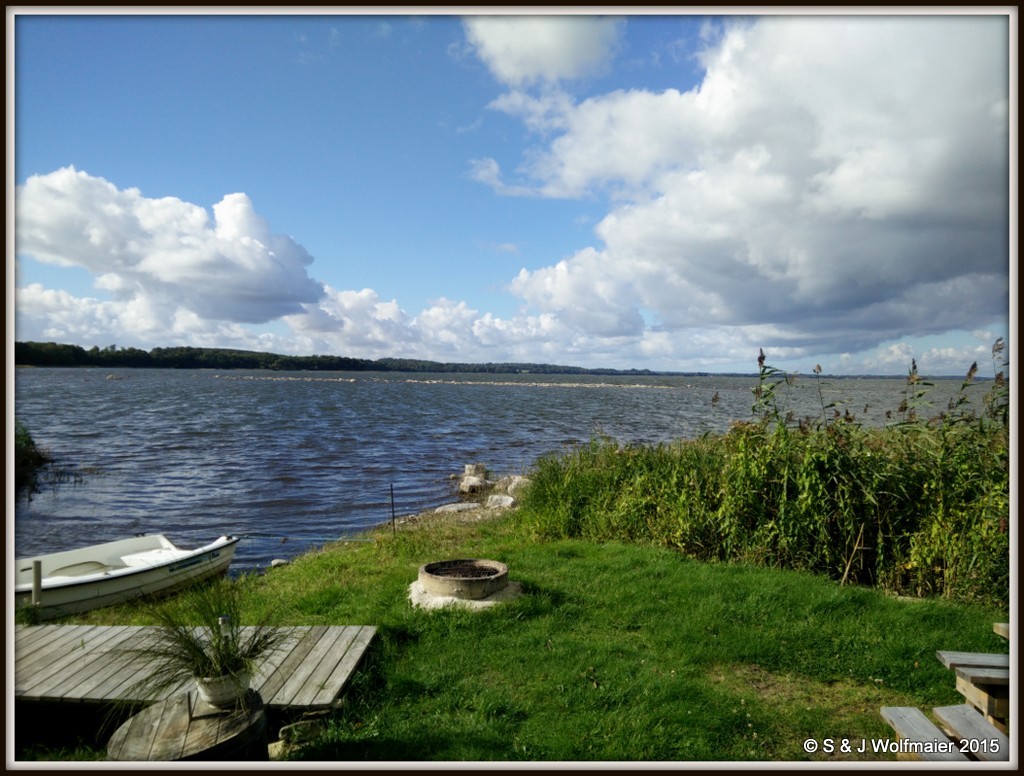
709, 663, 911, 761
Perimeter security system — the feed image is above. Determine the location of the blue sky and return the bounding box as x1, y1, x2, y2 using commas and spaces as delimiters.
9, 10, 1014, 375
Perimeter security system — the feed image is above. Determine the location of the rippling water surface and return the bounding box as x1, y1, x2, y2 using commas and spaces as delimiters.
14, 367, 983, 572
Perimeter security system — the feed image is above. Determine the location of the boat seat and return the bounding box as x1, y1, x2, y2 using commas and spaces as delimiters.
120, 549, 191, 567
47, 561, 121, 577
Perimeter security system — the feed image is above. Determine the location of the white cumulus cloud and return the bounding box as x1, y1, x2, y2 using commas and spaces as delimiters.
487, 15, 1009, 366
463, 16, 624, 87
16, 167, 325, 326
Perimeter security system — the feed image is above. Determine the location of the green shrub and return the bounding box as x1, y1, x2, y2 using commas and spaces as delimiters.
14, 420, 51, 492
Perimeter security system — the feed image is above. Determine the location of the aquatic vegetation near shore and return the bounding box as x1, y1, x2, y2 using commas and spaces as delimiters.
14, 420, 87, 498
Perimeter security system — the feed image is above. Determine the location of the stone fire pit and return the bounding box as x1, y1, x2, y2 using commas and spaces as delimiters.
410, 558, 521, 610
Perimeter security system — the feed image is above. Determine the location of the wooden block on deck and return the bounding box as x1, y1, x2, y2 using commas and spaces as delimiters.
932, 704, 1009, 762
879, 707, 970, 762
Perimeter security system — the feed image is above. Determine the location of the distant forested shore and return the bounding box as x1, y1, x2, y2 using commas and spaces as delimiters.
14, 340, 707, 376
16, 341, 969, 379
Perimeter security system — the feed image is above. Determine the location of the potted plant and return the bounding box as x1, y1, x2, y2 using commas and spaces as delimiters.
120, 578, 289, 709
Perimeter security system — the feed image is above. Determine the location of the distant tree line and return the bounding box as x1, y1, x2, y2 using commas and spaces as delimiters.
14, 342, 372, 371
13, 341, 680, 376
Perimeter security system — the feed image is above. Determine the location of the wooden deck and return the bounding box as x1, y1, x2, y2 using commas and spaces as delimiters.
15, 624, 376, 711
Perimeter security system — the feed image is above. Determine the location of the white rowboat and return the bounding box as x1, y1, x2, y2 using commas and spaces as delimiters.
14, 534, 240, 620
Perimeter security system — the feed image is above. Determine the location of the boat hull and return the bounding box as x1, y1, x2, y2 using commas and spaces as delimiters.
14, 535, 240, 620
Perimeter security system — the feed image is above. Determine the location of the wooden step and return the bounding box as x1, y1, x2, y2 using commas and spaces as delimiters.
936, 650, 1009, 670
932, 704, 1009, 762
879, 707, 970, 761
955, 665, 1009, 686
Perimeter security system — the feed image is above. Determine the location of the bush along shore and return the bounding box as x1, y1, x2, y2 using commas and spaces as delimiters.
16, 343, 1010, 762
521, 342, 1010, 608
14, 420, 51, 493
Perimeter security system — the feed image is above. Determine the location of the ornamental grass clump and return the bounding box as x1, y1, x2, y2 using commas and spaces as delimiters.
117, 577, 290, 706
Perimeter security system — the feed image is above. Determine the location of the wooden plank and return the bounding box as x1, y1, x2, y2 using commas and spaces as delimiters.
15, 626, 125, 699
56, 628, 148, 700
108, 693, 190, 761
76, 629, 177, 704
14, 625, 87, 695
247, 626, 308, 688
139, 692, 184, 760
64, 631, 164, 703
15, 625, 101, 674
179, 693, 217, 760
19, 626, 141, 700
13, 624, 68, 654
993, 622, 1009, 640
153, 693, 197, 761
936, 650, 1009, 670
252, 626, 323, 707
879, 707, 969, 761
269, 626, 352, 708
932, 704, 1009, 762
284, 626, 360, 708
325, 625, 376, 708
954, 665, 1009, 685
271, 627, 354, 708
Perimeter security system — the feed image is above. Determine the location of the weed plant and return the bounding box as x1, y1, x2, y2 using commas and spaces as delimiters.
520, 340, 1010, 606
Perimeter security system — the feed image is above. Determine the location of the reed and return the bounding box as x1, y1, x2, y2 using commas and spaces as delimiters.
519, 342, 1010, 606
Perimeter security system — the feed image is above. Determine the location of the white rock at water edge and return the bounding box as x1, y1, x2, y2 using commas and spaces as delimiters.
435, 502, 481, 514
459, 475, 490, 494
499, 475, 531, 499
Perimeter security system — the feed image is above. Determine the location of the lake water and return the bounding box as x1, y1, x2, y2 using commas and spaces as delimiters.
13, 367, 986, 573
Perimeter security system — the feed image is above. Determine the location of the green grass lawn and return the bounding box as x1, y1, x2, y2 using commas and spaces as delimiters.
33, 509, 1008, 763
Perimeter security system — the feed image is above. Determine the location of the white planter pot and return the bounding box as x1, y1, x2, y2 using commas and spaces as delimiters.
196, 670, 251, 708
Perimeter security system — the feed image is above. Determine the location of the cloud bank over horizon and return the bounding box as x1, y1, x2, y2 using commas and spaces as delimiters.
14, 15, 1011, 375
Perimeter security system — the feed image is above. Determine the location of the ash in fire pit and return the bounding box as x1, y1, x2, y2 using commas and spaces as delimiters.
427, 560, 505, 580
411, 558, 520, 609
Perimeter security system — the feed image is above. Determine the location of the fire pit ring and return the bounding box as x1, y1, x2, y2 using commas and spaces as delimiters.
418, 559, 509, 600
